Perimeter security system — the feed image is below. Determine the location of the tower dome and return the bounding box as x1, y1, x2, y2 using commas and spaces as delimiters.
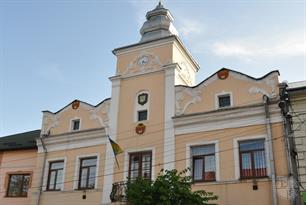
139, 2, 179, 42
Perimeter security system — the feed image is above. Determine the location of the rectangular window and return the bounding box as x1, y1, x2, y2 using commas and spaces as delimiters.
239, 139, 267, 179
137, 110, 148, 121
72, 119, 80, 131
129, 151, 152, 180
78, 157, 97, 189
7, 174, 30, 197
191, 144, 216, 182
47, 161, 64, 191
218, 94, 231, 108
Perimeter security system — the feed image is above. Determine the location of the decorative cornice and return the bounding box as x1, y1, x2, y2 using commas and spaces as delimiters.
173, 103, 282, 135
37, 128, 107, 153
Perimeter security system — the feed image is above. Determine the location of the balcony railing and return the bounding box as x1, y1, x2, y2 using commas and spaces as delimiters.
110, 181, 127, 203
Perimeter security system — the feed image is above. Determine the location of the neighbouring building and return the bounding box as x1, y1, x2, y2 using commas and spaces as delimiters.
0, 130, 40, 205
288, 81, 306, 204
1, 3, 298, 205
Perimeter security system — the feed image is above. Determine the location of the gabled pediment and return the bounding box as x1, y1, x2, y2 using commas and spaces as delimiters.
175, 68, 280, 115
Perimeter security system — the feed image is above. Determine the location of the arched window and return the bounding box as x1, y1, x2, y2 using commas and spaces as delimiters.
135, 91, 149, 122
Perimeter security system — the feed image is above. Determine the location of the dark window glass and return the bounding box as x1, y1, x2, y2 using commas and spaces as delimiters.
218, 95, 231, 108
129, 152, 152, 180
78, 157, 97, 189
72, 119, 80, 131
137, 110, 147, 121
47, 161, 64, 191
239, 139, 267, 179
191, 144, 216, 182
7, 174, 30, 197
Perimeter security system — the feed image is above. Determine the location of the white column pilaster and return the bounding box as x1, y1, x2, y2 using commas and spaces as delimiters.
163, 64, 176, 171
101, 76, 121, 205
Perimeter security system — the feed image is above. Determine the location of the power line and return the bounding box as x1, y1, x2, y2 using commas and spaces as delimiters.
0, 134, 286, 195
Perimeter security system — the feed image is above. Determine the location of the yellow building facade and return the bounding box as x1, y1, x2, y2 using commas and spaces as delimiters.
1, 3, 295, 205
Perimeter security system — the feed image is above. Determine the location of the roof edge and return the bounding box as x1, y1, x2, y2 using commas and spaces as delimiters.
42, 97, 111, 115
112, 35, 200, 71
176, 68, 280, 89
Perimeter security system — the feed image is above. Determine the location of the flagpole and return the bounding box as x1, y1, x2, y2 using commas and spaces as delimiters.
114, 156, 120, 169
108, 135, 122, 169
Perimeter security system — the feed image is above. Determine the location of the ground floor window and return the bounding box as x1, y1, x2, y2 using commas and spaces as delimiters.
47, 161, 64, 191
78, 157, 97, 189
7, 174, 30, 197
129, 151, 152, 180
191, 144, 216, 182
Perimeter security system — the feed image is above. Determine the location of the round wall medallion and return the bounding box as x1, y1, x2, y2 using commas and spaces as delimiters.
217, 69, 229, 80
72, 100, 80, 110
136, 123, 146, 135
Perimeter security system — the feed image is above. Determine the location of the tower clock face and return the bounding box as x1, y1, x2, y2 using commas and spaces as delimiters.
138, 56, 149, 66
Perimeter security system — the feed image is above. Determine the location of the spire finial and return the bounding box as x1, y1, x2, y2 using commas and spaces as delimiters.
156, 0, 164, 9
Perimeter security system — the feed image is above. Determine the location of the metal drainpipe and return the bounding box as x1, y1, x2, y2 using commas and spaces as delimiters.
263, 95, 278, 205
36, 135, 47, 205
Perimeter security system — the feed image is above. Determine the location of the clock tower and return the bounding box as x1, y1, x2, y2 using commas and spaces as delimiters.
102, 2, 199, 203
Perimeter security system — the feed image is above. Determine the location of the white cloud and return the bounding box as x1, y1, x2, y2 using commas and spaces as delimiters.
177, 19, 206, 37
212, 30, 305, 58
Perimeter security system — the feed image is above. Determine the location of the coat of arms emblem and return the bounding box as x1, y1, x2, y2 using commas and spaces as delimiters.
138, 93, 148, 105
135, 123, 146, 135
72, 100, 80, 110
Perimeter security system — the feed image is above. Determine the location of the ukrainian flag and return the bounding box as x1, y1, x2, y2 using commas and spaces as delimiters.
108, 136, 123, 156
108, 136, 123, 168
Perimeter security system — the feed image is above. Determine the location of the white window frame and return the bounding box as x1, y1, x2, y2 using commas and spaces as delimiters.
73, 153, 100, 190
123, 147, 155, 181
215, 91, 233, 109
186, 140, 220, 181
233, 135, 270, 180
70, 117, 81, 132
134, 91, 150, 122
43, 157, 67, 191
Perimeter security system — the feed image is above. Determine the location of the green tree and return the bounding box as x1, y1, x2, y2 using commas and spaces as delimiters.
126, 169, 218, 205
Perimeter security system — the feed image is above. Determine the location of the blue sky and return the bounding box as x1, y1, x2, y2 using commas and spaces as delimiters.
1, 0, 305, 136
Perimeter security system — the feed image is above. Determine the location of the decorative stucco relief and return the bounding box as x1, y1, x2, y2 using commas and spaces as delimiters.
121, 52, 164, 76
231, 71, 277, 97
263, 78, 276, 96
42, 112, 60, 135
175, 86, 203, 115
174, 75, 219, 115
90, 99, 111, 129
177, 62, 193, 86
248, 87, 270, 97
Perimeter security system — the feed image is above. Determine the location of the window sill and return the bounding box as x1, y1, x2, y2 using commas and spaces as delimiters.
191, 178, 271, 186
193, 180, 216, 184
5, 196, 28, 198
217, 106, 232, 109
240, 176, 268, 180
74, 188, 96, 191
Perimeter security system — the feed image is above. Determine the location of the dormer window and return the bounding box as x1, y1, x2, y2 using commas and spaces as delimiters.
135, 91, 149, 122
71, 119, 80, 131
218, 95, 231, 108
216, 92, 232, 109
